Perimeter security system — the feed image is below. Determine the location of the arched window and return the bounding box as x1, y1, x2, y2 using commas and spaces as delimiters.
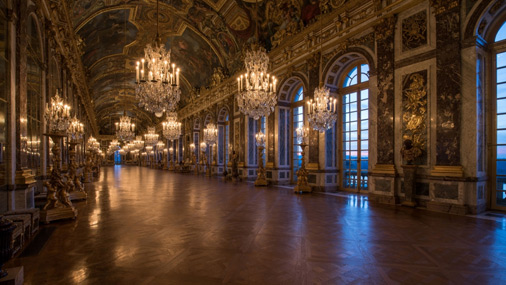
340, 63, 369, 191
292, 86, 304, 181
492, 21, 506, 209
26, 15, 43, 174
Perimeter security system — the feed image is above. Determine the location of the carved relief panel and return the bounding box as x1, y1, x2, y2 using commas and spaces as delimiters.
402, 70, 428, 165
402, 10, 428, 51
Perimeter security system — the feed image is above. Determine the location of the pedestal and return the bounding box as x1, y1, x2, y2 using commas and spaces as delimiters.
40, 207, 78, 224
0, 266, 23, 285
402, 165, 417, 207
255, 146, 268, 187
69, 191, 87, 201
294, 143, 311, 193
83, 172, 93, 183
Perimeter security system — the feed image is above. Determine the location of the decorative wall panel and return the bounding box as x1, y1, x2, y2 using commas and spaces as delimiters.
375, 16, 396, 164
435, 3, 461, 166
402, 10, 428, 51
402, 70, 428, 165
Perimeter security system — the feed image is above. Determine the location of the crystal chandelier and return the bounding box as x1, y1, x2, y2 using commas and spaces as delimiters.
108, 140, 120, 155
307, 14, 338, 133
115, 114, 135, 141
135, 0, 181, 117
69, 116, 84, 142
236, 43, 277, 120
144, 127, 159, 146
45, 89, 71, 134
307, 86, 337, 132
133, 136, 145, 150
156, 140, 165, 150
203, 123, 218, 145
162, 112, 182, 141
87, 136, 100, 152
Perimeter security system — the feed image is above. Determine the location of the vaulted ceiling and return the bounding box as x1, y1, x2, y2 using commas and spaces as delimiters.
68, 0, 325, 135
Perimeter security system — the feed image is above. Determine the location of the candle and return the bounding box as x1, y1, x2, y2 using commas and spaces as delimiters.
176, 69, 180, 86
237, 77, 240, 92
136, 63, 139, 82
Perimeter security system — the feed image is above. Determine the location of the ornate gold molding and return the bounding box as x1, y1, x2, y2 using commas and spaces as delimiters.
430, 166, 464, 177
372, 164, 396, 175
429, 0, 459, 15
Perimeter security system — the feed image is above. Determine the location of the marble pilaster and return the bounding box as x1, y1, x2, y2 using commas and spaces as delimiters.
434, 1, 462, 168
374, 16, 396, 165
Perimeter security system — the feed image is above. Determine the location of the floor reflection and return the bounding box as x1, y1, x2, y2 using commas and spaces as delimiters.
7, 166, 506, 284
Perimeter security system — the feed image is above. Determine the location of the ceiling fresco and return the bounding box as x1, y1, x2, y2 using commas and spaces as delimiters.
68, 0, 326, 135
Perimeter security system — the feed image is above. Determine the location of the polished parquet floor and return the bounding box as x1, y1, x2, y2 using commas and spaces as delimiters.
7, 166, 506, 284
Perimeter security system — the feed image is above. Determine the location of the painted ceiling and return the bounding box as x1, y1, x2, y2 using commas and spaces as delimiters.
69, 0, 325, 135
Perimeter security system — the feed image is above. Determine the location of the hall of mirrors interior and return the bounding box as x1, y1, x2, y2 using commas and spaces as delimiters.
0, 0, 506, 283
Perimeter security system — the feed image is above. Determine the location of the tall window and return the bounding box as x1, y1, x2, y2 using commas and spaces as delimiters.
341, 63, 369, 191
292, 86, 304, 181
26, 16, 42, 174
493, 22, 506, 209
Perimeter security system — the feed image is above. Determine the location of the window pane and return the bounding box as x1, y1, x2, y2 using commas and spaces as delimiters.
350, 132, 357, 141
350, 111, 357, 122
361, 64, 369, 82
361, 110, 368, 120
351, 122, 357, 131
497, 161, 506, 175
498, 146, 506, 159
498, 98, 506, 114
361, 130, 369, 140
350, 141, 357, 150
498, 83, 506, 99
496, 23, 506, 42
497, 67, 506, 83
350, 92, 357, 102
361, 120, 368, 131
498, 130, 506, 144
361, 140, 368, 150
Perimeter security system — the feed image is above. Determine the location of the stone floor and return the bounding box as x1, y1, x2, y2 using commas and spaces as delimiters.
7, 166, 506, 284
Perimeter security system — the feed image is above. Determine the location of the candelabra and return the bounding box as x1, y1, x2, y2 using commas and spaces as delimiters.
156, 140, 165, 168
115, 115, 135, 141
236, 43, 277, 120
169, 147, 175, 171
45, 90, 71, 135
69, 116, 84, 142
42, 90, 77, 223
200, 142, 208, 176
294, 126, 311, 193
203, 124, 217, 176
254, 131, 267, 186
307, 85, 338, 132
135, 0, 181, 117
190, 143, 198, 175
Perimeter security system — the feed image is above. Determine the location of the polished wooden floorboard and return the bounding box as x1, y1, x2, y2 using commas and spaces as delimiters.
7, 166, 506, 284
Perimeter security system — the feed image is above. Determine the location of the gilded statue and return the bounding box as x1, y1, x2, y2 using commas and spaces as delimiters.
43, 181, 58, 210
